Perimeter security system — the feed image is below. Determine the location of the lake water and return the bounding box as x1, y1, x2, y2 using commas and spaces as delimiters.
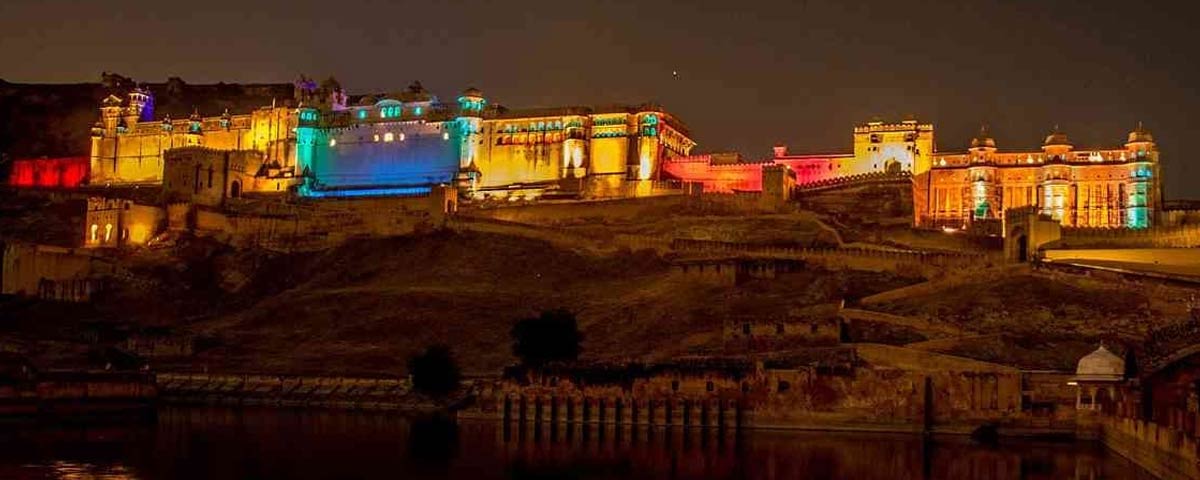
0, 406, 1157, 479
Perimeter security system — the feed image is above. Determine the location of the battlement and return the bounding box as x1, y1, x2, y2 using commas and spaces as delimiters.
934, 149, 1156, 169
854, 120, 934, 133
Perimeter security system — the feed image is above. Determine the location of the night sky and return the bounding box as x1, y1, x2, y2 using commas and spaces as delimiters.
3, 0, 1198, 197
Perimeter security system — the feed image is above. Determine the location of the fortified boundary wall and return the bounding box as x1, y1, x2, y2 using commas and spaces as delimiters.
1042, 248, 1200, 269
667, 238, 988, 276
1, 242, 113, 301
467, 193, 791, 226
171, 187, 457, 252
1058, 224, 1200, 249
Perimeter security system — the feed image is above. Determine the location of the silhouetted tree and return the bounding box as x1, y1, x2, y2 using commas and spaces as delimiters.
511, 309, 583, 366
408, 345, 461, 396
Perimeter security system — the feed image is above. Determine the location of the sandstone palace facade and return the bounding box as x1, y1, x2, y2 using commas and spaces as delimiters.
915, 126, 1160, 229
11, 76, 1165, 233
664, 120, 1162, 229
85, 80, 695, 201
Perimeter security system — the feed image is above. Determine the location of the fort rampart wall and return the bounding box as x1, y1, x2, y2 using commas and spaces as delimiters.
1042, 248, 1200, 269
1, 242, 113, 301
176, 191, 453, 252
1059, 224, 1200, 248
467, 193, 788, 227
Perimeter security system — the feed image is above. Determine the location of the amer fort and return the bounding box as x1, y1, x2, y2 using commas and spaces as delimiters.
7, 73, 1200, 478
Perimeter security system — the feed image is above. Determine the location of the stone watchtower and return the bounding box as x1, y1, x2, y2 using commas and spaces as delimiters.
454, 87, 486, 193
967, 126, 999, 220
851, 119, 935, 177
1123, 123, 1159, 228
1039, 127, 1074, 222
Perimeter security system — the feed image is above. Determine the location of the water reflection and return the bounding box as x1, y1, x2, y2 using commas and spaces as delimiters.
0, 407, 1156, 479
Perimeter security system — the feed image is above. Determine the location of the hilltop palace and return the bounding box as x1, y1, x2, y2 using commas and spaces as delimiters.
6, 77, 1164, 250
81, 80, 695, 201
667, 120, 1162, 229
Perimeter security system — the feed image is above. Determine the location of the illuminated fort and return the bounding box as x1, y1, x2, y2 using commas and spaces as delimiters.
83, 79, 695, 200
663, 120, 1162, 229
916, 125, 1160, 229
6, 77, 1166, 246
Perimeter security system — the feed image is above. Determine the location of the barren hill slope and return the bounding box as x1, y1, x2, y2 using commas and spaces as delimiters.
168, 230, 911, 376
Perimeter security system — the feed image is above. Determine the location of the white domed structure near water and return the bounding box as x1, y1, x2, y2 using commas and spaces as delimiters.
1073, 345, 1125, 383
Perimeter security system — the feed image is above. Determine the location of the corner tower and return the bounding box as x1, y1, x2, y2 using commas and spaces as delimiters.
1124, 123, 1159, 228
852, 119, 934, 176
1039, 126, 1073, 222
454, 87, 486, 193
967, 126, 999, 220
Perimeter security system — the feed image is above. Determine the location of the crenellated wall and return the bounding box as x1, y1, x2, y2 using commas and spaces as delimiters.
176, 186, 457, 252
91, 105, 295, 185
1, 242, 113, 300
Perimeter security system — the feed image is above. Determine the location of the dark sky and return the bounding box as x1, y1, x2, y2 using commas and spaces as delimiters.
3, 0, 1198, 197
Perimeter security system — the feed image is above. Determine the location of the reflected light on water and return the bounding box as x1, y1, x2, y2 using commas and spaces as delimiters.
47, 460, 138, 480
0, 407, 1156, 480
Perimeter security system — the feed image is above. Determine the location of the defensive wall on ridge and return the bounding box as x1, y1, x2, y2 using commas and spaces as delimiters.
666, 238, 989, 277
1057, 224, 1200, 249
169, 187, 457, 252
446, 214, 989, 279
1, 242, 114, 301
793, 171, 912, 194
466, 193, 791, 226
1042, 249, 1200, 271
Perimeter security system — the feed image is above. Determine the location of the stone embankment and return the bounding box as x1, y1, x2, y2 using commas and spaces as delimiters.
1097, 416, 1200, 480
0, 370, 156, 418
155, 372, 437, 411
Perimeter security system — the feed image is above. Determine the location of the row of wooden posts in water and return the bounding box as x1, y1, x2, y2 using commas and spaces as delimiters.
499, 395, 751, 429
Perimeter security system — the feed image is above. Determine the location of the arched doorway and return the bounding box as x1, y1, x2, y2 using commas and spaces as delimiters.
884, 158, 902, 174
1006, 226, 1028, 263
229, 180, 242, 198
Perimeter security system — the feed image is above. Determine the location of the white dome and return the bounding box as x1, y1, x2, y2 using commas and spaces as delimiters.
1074, 345, 1125, 382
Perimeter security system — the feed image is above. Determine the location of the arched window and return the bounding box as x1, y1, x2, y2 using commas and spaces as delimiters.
384, 132, 395, 142
90, 224, 98, 242
104, 224, 113, 242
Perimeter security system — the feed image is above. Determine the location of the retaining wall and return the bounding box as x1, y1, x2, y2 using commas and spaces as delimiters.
1101, 416, 1200, 480
155, 372, 419, 411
